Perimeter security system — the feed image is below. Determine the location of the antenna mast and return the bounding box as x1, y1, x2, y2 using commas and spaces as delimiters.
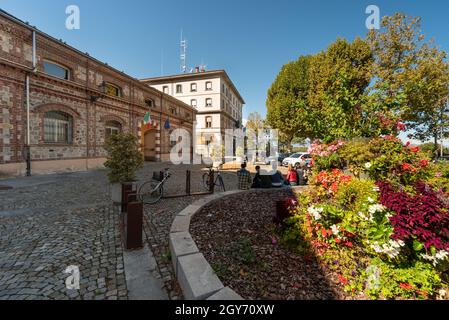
180, 30, 187, 73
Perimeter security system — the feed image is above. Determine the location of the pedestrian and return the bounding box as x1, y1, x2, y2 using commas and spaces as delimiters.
285, 164, 298, 186
251, 165, 262, 188
237, 162, 252, 190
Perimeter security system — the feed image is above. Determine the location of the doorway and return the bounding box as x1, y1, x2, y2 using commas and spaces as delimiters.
144, 130, 157, 161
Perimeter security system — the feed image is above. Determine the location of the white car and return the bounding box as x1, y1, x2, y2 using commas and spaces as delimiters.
282, 153, 312, 167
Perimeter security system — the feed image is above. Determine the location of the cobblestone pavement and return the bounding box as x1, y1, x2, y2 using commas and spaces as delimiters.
0, 162, 248, 300
0, 170, 126, 300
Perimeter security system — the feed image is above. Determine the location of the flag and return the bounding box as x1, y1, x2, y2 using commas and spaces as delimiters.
143, 112, 152, 130
164, 117, 171, 130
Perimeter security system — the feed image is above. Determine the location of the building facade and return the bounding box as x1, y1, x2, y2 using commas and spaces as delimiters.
140, 70, 245, 156
0, 10, 196, 177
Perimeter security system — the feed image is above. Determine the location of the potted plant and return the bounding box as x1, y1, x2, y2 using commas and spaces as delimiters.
104, 132, 144, 204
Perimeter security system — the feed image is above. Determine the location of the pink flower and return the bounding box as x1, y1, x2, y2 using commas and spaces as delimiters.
436, 172, 442, 178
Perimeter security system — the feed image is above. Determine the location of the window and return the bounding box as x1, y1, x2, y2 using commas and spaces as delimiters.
176, 84, 183, 94
145, 99, 154, 108
44, 111, 73, 144
105, 82, 121, 97
43, 60, 70, 80
222, 84, 225, 93
170, 107, 177, 115
191, 99, 197, 108
105, 121, 122, 139
163, 86, 169, 94
206, 98, 212, 107
206, 81, 213, 91
191, 83, 197, 92
205, 116, 212, 128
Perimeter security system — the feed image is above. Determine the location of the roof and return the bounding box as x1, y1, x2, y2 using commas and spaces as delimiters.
140, 70, 246, 104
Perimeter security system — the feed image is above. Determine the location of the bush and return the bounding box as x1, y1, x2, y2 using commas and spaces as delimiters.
365, 258, 441, 299
104, 133, 144, 183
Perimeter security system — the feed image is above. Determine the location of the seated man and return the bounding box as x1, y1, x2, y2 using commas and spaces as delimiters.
237, 162, 252, 190
251, 166, 262, 189
271, 170, 285, 188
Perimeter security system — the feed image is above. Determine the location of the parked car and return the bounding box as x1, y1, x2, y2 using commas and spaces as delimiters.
282, 153, 312, 167
277, 153, 291, 164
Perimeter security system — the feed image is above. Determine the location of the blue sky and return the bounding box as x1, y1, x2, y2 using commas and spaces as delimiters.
2, 0, 449, 126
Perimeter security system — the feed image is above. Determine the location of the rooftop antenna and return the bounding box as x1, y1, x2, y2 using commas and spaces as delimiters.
180, 29, 187, 73
161, 48, 164, 76
200, 58, 207, 72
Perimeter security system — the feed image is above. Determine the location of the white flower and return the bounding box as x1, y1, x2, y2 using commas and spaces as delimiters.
368, 204, 385, 214
331, 225, 340, 236
367, 196, 375, 203
365, 162, 372, 169
308, 206, 323, 220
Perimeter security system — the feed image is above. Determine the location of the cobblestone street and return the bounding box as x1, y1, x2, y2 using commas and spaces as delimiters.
0, 163, 242, 300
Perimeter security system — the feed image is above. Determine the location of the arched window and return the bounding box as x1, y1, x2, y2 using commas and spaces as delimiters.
44, 111, 73, 144
43, 60, 70, 80
105, 121, 122, 139
104, 82, 122, 97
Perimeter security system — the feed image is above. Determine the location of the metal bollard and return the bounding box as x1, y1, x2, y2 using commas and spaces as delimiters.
186, 170, 191, 195
209, 170, 215, 193
123, 193, 143, 250
121, 183, 134, 213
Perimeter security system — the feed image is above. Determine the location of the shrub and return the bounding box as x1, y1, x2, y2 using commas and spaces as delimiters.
365, 258, 442, 299
335, 179, 378, 212
104, 132, 144, 183
377, 181, 449, 252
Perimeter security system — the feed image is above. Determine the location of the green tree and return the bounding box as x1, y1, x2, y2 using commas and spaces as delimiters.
307, 37, 374, 142
367, 13, 449, 148
266, 56, 312, 150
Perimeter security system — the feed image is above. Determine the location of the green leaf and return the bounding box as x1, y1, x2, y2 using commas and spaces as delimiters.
413, 240, 424, 252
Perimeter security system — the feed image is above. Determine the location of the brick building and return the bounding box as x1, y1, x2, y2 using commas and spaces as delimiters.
0, 10, 196, 177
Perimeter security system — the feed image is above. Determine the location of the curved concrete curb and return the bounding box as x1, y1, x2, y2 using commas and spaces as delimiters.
169, 187, 305, 300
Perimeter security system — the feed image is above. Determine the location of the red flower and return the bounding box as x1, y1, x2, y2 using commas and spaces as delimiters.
397, 122, 407, 131
399, 283, 414, 290
420, 159, 429, 167
410, 146, 420, 153
402, 163, 411, 171
338, 275, 349, 285
335, 238, 341, 244
405, 141, 411, 147
321, 228, 328, 237
344, 241, 353, 247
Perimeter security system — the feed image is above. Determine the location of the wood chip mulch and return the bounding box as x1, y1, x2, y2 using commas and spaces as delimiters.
190, 190, 353, 300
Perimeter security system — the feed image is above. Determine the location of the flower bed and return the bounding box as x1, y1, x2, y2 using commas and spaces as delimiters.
190, 189, 358, 300
281, 137, 449, 299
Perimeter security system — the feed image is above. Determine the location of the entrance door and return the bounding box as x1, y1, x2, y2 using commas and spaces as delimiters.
144, 130, 156, 161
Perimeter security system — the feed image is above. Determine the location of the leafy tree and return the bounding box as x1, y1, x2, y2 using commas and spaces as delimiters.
266, 56, 312, 149
367, 13, 449, 147
307, 37, 374, 142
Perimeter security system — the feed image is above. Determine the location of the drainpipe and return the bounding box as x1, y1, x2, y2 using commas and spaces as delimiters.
25, 30, 37, 176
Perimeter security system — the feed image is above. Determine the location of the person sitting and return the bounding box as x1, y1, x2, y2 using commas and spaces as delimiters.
270, 170, 285, 188
285, 164, 298, 186
237, 162, 252, 190
251, 166, 262, 188
296, 164, 306, 186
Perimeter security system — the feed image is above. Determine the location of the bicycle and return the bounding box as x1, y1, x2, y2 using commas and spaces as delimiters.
202, 166, 226, 192
138, 168, 171, 204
